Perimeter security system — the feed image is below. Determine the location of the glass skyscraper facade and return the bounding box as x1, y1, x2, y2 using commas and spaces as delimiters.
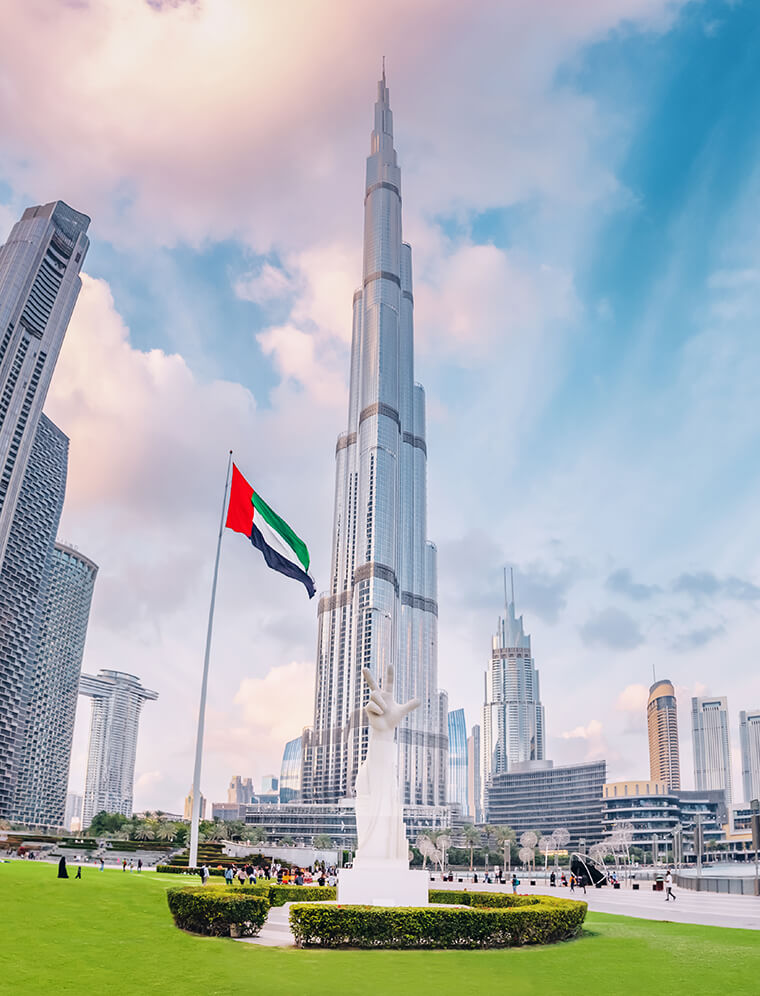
485, 760, 606, 849
481, 594, 545, 817
739, 708, 760, 803
691, 696, 732, 808
447, 709, 468, 814
302, 72, 447, 807
13, 542, 98, 826
0, 415, 68, 818
467, 724, 482, 823
0, 201, 88, 820
280, 736, 303, 803
80, 669, 158, 826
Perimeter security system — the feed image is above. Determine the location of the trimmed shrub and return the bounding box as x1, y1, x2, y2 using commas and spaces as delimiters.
428, 890, 539, 908
289, 896, 586, 949
166, 886, 269, 937
260, 884, 337, 906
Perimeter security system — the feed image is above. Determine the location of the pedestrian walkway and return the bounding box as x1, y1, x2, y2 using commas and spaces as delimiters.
239, 902, 295, 947
434, 878, 760, 931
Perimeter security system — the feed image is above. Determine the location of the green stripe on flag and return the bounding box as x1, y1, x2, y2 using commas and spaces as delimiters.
251, 491, 310, 572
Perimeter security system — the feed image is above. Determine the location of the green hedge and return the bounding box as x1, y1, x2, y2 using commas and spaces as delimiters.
256, 883, 337, 906
289, 896, 587, 949
166, 886, 269, 937
429, 889, 539, 908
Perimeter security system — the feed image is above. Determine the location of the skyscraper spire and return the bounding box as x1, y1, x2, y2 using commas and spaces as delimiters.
302, 75, 447, 809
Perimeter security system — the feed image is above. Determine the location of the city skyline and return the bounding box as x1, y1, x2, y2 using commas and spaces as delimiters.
0, 2, 758, 812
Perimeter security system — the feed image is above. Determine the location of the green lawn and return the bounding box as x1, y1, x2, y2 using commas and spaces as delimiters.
3, 861, 758, 995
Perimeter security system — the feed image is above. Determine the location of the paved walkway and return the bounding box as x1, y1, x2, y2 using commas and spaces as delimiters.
238, 881, 759, 946
433, 878, 760, 931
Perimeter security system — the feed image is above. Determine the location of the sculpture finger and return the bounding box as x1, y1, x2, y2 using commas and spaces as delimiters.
399, 696, 421, 717
385, 663, 395, 693
362, 667, 379, 692
366, 700, 383, 716
368, 689, 385, 710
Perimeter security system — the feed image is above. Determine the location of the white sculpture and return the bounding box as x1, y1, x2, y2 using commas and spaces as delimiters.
337, 665, 429, 906
354, 665, 420, 867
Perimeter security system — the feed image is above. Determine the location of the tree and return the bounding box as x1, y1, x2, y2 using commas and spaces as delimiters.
87, 811, 128, 836
480, 825, 497, 870
495, 826, 515, 874
248, 826, 266, 845
435, 833, 452, 872
313, 834, 332, 849
225, 821, 246, 842
133, 824, 155, 841
277, 835, 295, 847
463, 825, 481, 871
156, 822, 179, 842
416, 834, 437, 869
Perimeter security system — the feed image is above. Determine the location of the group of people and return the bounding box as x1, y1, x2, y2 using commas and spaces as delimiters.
120, 858, 143, 872
200, 861, 340, 887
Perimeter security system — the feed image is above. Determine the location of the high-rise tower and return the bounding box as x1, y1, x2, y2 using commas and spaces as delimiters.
739, 709, 760, 803
0, 200, 88, 819
691, 696, 732, 807
647, 679, 680, 789
302, 71, 447, 807
481, 575, 545, 816
13, 542, 98, 826
447, 708, 468, 814
0, 202, 89, 563
0, 415, 69, 818
80, 670, 158, 826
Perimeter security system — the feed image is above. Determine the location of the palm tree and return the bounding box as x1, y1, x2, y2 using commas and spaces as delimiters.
416, 834, 436, 869
313, 834, 332, 849
495, 826, 515, 874
156, 822, 179, 842
463, 825, 481, 871
248, 827, 266, 845
480, 825, 496, 871
133, 825, 155, 841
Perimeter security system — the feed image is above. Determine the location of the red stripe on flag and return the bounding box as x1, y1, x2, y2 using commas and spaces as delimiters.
225, 463, 255, 536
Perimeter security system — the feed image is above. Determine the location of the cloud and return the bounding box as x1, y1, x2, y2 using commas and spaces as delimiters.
234, 263, 296, 305
579, 607, 644, 650
0, 0, 687, 250
671, 624, 726, 652
606, 568, 661, 601
556, 719, 611, 763
615, 684, 649, 713
672, 571, 760, 602
232, 660, 314, 755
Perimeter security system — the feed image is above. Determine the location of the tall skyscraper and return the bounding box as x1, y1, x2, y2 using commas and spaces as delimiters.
0, 200, 88, 820
467, 724, 482, 823
0, 201, 89, 563
79, 670, 158, 827
279, 736, 302, 803
227, 775, 255, 805
301, 71, 447, 807
184, 787, 206, 821
0, 415, 69, 818
447, 708, 468, 814
12, 542, 98, 826
739, 709, 760, 803
692, 696, 732, 807
64, 791, 82, 832
647, 679, 681, 789
481, 580, 545, 806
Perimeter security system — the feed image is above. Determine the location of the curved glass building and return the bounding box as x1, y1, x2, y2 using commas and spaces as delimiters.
447, 708, 468, 815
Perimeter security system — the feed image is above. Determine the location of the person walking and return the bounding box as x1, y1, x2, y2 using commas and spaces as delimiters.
99, 857, 105, 872
137, 859, 142, 873
224, 866, 234, 886
75, 865, 82, 880
570, 873, 575, 893
201, 864, 210, 885
511, 874, 519, 894
665, 868, 676, 902
57, 856, 68, 879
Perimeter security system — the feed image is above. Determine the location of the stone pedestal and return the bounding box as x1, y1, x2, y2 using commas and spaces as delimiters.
338, 865, 429, 907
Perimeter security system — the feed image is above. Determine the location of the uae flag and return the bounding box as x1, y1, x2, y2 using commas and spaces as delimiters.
225, 463, 315, 598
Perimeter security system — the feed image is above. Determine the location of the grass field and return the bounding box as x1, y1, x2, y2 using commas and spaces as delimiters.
3, 861, 758, 995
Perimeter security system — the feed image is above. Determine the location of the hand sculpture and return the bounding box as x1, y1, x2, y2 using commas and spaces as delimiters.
362, 665, 420, 739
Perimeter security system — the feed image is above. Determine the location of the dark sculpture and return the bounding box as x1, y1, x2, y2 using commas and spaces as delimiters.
571, 853, 606, 886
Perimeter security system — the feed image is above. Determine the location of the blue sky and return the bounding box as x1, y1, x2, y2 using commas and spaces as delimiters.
1, 0, 758, 811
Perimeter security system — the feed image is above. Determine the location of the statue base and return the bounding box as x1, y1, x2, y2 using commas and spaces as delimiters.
337, 865, 429, 907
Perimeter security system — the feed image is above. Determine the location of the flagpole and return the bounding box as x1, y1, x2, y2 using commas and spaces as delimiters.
189, 450, 233, 870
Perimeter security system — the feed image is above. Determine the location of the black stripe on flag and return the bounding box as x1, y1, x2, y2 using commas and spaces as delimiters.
250, 522, 315, 598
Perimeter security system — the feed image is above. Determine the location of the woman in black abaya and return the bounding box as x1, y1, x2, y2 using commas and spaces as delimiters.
57, 856, 68, 878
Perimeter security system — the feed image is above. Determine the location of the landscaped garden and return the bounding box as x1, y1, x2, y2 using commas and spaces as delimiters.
3, 860, 759, 995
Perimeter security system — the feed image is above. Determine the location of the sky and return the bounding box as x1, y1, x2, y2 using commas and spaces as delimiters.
2, 0, 759, 813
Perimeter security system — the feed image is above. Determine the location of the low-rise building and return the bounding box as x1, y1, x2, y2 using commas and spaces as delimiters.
485, 759, 606, 848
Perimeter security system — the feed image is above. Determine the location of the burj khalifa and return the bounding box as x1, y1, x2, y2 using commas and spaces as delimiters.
302, 71, 448, 808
